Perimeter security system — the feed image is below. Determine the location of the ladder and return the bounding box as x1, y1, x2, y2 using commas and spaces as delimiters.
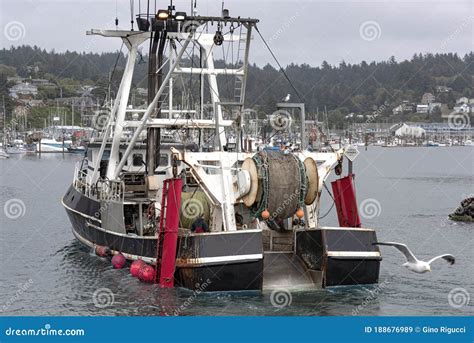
233, 76, 244, 104
233, 33, 247, 104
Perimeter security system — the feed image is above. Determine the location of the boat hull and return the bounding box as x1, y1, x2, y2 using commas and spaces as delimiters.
62, 184, 263, 291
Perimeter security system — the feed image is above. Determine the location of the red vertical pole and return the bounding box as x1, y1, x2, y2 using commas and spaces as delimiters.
331, 174, 361, 227
159, 178, 182, 288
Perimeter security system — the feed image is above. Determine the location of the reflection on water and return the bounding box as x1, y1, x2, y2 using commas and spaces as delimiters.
0, 148, 473, 316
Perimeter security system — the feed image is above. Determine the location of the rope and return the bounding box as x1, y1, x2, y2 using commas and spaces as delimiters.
250, 151, 269, 218
291, 153, 307, 208
101, 42, 124, 108
318, 182, 336, 220
254, 25, 304, 103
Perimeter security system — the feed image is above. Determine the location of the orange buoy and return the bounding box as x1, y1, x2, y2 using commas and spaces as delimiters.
261, 209, 270, 220
295, 208, 304, 219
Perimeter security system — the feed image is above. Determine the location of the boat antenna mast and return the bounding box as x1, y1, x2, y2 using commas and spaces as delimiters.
130, 0, 135, 31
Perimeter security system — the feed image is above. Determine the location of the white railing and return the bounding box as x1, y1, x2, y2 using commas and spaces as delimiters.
73, 162, 94, 198
73, 162, 124, 202
97, 179, 125, 202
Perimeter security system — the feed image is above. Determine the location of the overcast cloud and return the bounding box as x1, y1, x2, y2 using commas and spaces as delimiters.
1, 0, 472, 67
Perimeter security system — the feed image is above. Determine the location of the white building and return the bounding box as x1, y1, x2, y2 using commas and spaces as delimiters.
9, 82, 38, 99
435, 86, 452, 93
453, 103, 470, 113
395, 123, 425, 138
456, 97, 469, 105
416, 104, 429, 113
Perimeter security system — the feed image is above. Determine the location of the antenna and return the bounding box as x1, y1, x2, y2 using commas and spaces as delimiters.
115, 0, 119, 29
130, 0, 135, 31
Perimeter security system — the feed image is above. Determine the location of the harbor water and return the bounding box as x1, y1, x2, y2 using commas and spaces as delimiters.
0, 147, 473, 316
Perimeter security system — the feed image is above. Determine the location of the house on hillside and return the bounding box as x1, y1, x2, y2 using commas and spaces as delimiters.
456, 97, 469, 105
392, 101, 416, 115
18, 99, 44, 108
453, 103, 471, 113
435, 86, 452, 93
416, 104, 429, 113
9, 83, 38, 99
392, 105, 403, 115
421, 92, 436, 104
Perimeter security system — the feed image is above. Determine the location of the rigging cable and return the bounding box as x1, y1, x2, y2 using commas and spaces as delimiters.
81, 42, 123, 172
255, 25, 336, 151
318, 181, 336, 220
254, 25, 304, 103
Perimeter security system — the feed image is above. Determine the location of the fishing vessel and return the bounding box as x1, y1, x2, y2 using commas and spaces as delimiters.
62, 4, 380, 291
5, 140, 36, 154
0, 148, 9, 159
37, 138, 72, 153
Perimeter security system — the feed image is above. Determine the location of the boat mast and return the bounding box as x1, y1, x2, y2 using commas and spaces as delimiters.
146, 18, 168, 190
106, 40, 140, 180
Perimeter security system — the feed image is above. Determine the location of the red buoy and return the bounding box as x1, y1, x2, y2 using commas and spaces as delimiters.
130, 259, 145, 277
111, 253, 126, 269
138, 264, 156, 283
95, 245, 110, 257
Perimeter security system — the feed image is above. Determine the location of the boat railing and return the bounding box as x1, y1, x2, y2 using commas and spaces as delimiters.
72, 163, 124, 201
97, 179, 125, 202
73, 163, 93, 197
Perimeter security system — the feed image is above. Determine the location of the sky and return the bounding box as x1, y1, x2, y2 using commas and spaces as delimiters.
1, 0, 473, 67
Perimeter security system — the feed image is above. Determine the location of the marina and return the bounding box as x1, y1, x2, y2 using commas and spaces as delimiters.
1, 147, 472, 315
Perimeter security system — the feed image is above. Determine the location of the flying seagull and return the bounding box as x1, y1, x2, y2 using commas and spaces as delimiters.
374, 242, 455, 273
282, 94, 290, 102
